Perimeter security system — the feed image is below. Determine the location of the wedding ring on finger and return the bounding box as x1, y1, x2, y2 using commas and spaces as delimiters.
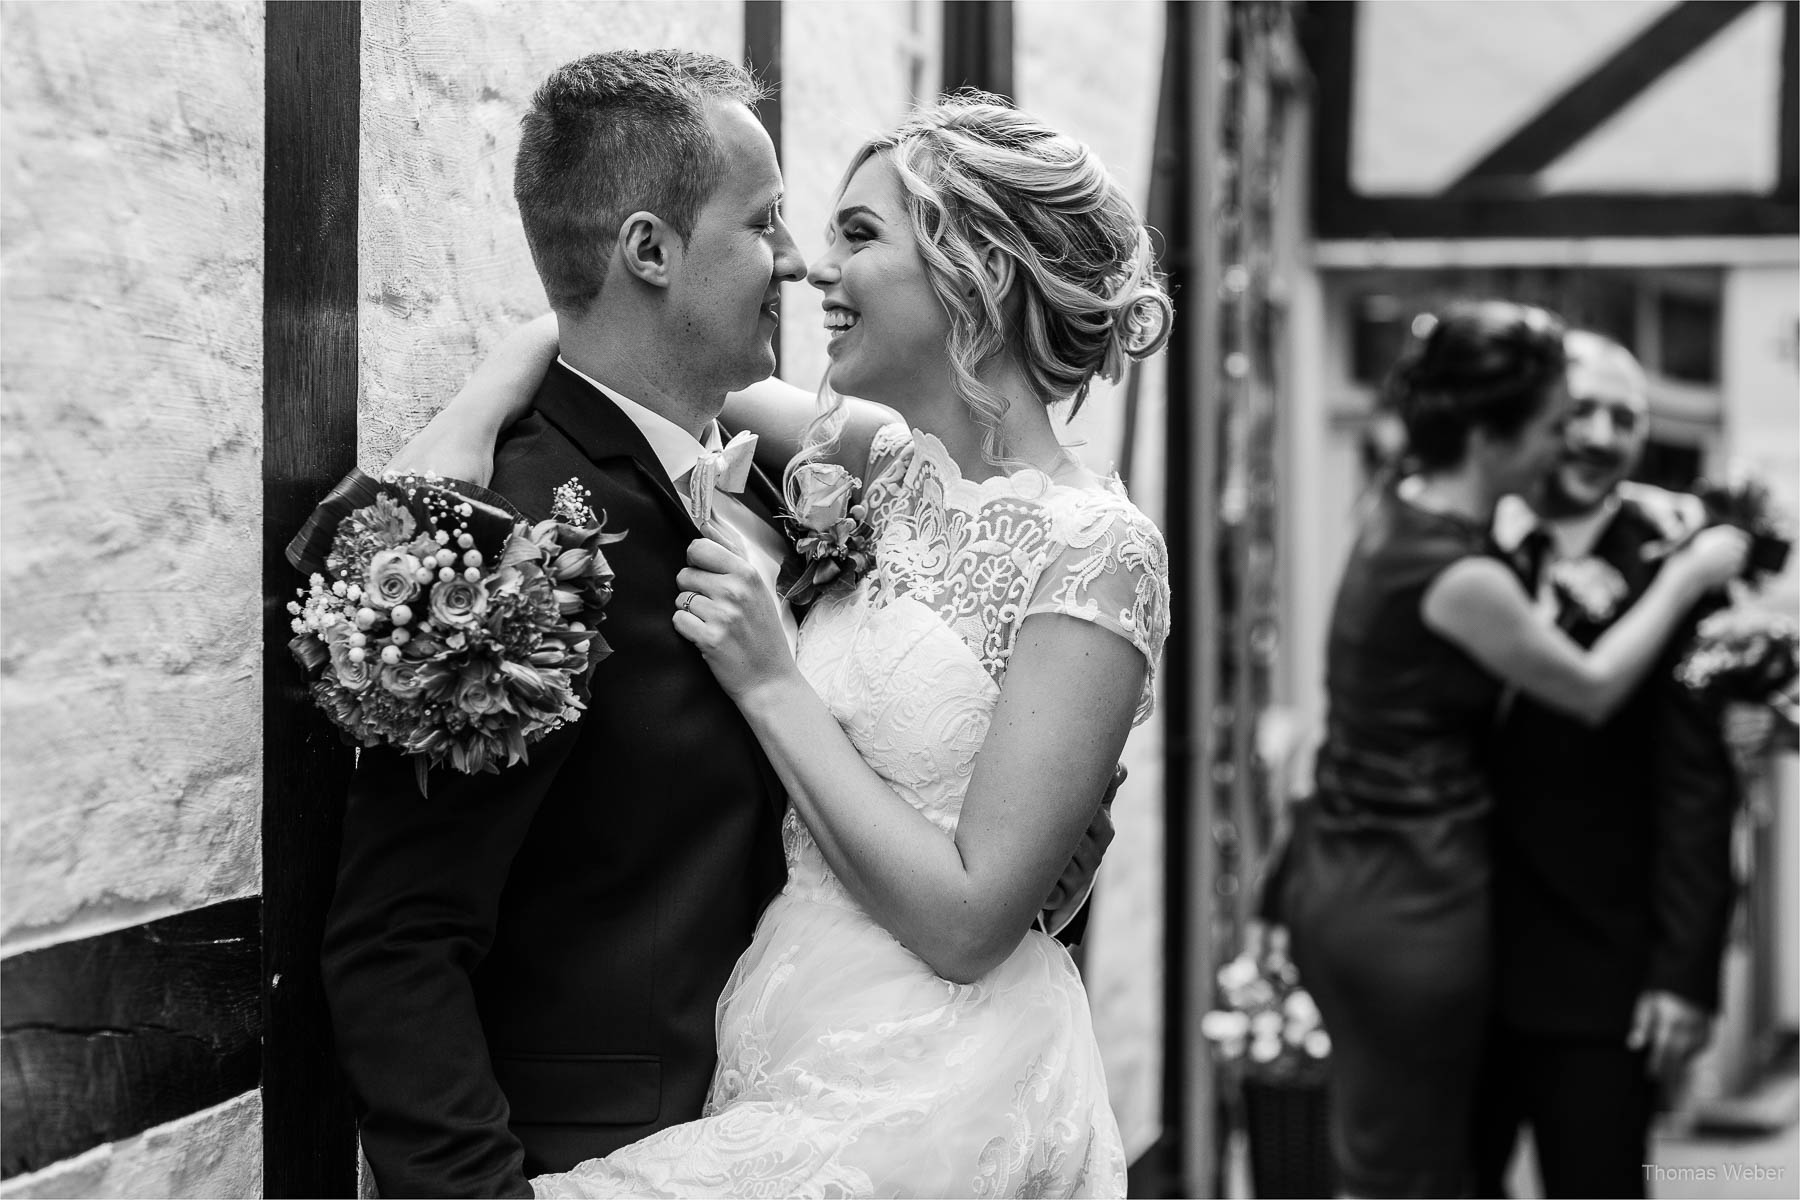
676, 590, 699, 615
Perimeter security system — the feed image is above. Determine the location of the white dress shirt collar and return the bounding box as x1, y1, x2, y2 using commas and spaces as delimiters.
557, 356, 721, 481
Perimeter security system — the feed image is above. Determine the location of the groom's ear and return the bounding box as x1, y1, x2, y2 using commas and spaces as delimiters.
617, 210, 679, 289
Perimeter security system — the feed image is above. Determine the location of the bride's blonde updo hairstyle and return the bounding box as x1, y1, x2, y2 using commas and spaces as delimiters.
809, 92, 1173, 467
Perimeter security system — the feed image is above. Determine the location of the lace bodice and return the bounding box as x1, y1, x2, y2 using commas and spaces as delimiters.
787, 424, 1170, 909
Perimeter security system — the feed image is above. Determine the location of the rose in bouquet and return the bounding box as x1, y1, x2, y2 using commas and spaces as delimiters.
777, 461, 876, 606
285, 470, 623, 793
1200, 944, 1331, 1084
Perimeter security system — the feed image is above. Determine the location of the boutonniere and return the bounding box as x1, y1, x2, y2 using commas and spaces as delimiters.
776, 462, 875, 606
287, 472, 623, 794
1548, 556, 1628, 626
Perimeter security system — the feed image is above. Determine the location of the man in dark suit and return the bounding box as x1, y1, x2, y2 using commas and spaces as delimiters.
321, 51, 1106, 1198
1475, 330, 1740, 1197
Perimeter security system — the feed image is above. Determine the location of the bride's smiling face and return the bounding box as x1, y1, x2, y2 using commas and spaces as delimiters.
806, 153, 953, 410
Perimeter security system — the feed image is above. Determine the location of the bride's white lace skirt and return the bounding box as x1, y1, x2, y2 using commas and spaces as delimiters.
533, 890, 1126, 1198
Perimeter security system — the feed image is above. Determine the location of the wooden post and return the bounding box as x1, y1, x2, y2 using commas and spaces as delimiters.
941, 0, 1015, 101
745, 0, 783, 374
1181, 2, 1229, 1195
262, 2, 361, 1194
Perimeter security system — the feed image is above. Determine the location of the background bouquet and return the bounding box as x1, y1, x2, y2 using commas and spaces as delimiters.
285, 470, 622, 792
1693, 468, 1794, 586
1201, 940, 1331, 1084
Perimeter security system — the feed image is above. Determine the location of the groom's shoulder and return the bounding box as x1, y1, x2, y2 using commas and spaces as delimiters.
490, 414, 586, 522
488, 363, 619, 519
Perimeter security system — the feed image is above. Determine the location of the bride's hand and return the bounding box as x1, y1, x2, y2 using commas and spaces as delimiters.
385, 404, 504, 487
384, 314, 561, 487
673, 538, 800, 702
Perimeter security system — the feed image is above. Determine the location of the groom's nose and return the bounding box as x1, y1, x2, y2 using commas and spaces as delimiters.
771, 217, 806, 283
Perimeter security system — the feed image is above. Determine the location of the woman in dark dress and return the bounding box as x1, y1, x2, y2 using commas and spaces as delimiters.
1276, 302, 1746, 1198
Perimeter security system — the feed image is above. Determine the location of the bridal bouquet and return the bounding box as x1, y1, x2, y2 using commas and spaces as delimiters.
1678, 608, 1798, 699
1201, 944, 1330, 1083
285, 471, 623, 792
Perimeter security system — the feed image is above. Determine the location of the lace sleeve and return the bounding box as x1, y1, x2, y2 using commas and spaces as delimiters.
1023, 500, 1170, 724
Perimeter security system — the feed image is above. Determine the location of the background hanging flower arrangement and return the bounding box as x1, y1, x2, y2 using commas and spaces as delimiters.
1201, 941, 1331, 1083
285, 471, 623, 791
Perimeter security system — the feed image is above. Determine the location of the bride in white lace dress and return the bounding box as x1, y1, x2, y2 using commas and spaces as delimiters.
414, 96, 1171, 1199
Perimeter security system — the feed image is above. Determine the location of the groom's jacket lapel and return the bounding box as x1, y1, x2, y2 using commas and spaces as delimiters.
535, 365, 792, 824
533, 362, 704, 541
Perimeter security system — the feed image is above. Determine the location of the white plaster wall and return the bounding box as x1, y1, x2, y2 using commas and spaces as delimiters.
0, 3, 265, 1192
358, 0, 741, 464
0, 1, 264, 950
0, 1091, 261, 1200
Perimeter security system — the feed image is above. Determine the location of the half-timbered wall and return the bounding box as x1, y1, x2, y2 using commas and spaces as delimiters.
1, 2, 266, 1195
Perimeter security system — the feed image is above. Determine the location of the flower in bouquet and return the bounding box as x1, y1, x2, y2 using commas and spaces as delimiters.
1692, 467, 1795, 586
286, 471, 623, 793
777, 461, 876, 606
1201, 948, 1330, 1083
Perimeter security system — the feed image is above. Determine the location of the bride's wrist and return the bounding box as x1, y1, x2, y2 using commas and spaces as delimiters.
738, 669, 810, 721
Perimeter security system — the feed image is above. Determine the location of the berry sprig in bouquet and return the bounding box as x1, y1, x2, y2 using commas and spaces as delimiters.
285, 470, 623, 792
1201, 942, 1331, 1084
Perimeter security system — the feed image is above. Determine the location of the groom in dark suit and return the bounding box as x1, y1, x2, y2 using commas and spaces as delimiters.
1475, 331, 1740, 1197
320, 51, 808, 1198
322, 50, 1107, 1198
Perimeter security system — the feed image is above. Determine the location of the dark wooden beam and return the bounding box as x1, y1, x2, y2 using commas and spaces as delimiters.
745, 0, 783, 373
1126, 8, 1190, 1198
1448, 0, 1758, 193
942, 0, 1015, 102
1299, 0, 1356, 241
0, 900, 261, 1179
1318, 191, 1798, 240
263, 2, 361, 1196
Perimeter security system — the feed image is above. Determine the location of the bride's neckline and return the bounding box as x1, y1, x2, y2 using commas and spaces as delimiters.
908, 427, 1113, 499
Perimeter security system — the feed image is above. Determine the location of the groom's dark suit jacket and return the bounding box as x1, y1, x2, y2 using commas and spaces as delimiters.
1487, 497, 1739, 1040
322, 363, 789, 1197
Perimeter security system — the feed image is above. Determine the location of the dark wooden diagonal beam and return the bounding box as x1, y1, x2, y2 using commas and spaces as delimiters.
263, 2, 361, 1195
1448, 0, 1759, 193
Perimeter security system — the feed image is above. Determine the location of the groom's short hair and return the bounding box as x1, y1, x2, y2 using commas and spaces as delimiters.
515, 50, 768, 313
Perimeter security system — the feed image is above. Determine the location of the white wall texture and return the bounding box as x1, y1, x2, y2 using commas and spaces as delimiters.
357, 0, 741, 464
0, 0, 265, 1193
0, 1093, 262, 1200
